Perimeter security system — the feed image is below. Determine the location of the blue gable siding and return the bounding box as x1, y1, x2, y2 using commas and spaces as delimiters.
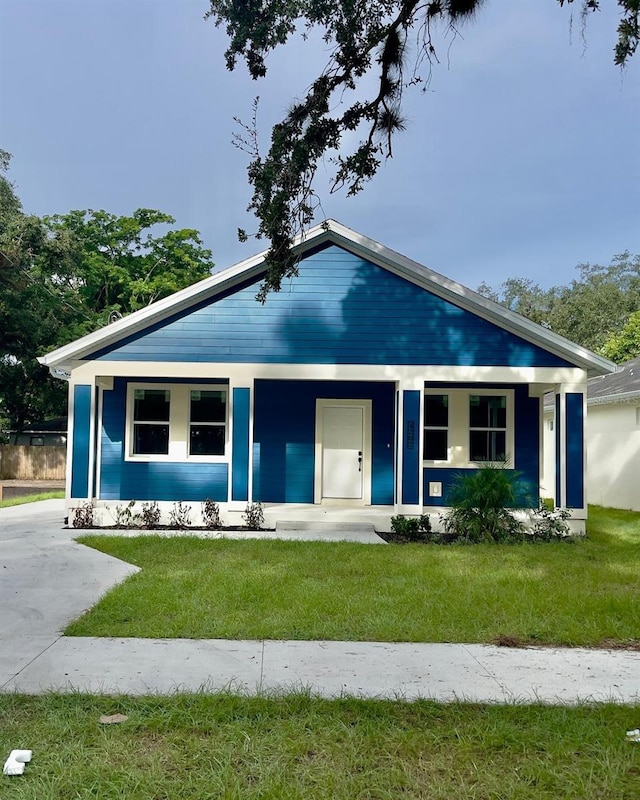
99, 378, 228, 502
423, 385, 540, 507
87, 245, 572, 368
252, 380, 395, 505
71, 384, 91, 498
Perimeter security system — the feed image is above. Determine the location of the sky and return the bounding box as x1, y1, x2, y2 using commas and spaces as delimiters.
0, 0, 638, 291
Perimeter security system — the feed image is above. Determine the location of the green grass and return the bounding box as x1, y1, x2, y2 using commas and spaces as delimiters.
66, 506, 640, 646
1, 693, 638, 799
0, 491, 64, 508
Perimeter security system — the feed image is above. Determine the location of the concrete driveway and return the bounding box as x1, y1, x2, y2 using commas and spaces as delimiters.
0, 499, 139, 686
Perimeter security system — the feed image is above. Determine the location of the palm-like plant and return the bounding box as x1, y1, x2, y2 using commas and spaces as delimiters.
443, 462, 532, 543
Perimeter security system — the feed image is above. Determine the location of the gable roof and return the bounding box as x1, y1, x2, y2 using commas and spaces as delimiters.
587, 355, 640, 404
39, 219, 615, 377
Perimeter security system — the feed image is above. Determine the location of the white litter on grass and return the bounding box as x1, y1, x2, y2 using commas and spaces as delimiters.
626, 729, 640, 743
3, 749, 32, 776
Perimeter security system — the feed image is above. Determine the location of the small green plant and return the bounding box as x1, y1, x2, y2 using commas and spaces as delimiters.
202, 498, 222, 529
141, 501, 161, 528
530, 504, 572, 541
72, 502, 94, 529
391, 514, 432, 540
418, 514, 432, 534
243, 501, 264, 530
441, 463, 528, 543
169, 501, 192, 529
114, 499, 141, 528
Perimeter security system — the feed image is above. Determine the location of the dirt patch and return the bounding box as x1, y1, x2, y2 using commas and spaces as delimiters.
376, 531, 457, 545
491, 634, 640, 651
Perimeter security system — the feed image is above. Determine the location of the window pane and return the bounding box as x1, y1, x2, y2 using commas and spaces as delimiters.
134, 423, 169, 454
424, 429, 448, 461
469, 395, 506, 429
134, 389, 170, 422
190, 390, 226, 423
470, 430, 506, 462
190, 425, 225, 456
424, 394, 448, 427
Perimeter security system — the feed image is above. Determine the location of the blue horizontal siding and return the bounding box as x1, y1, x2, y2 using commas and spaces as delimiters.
99, 378, 228, 502
86, 245, 572, 368
423, 384, 539, 508
252, 380, 395, 505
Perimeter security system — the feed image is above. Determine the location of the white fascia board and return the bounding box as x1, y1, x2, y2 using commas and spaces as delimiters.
68, 359, 588, 388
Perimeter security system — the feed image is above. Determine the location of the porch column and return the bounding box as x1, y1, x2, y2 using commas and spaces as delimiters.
231, 386, 251, 503
397, 387, 423, 513
553, 383, 587, 513
69, 381, 96, 501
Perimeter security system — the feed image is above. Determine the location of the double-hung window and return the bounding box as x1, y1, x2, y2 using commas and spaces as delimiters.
469, 394, 507, 462
127, 383, 228, 461
423, 394, 449, 461
132, 388, 171, 455
423, 388, 513, 467
189, 389, 226, 456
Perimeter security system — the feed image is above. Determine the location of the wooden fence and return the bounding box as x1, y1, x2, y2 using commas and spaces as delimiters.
0, 445, 67, 480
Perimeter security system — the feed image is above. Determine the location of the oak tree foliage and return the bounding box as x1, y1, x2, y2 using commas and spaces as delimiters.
206, 0, 639, 300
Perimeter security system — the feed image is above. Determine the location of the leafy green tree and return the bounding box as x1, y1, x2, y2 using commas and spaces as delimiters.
205, 0, 639, 299
0, 153, 215, 431
41, 208, 214, 338
602, 310, 640, 362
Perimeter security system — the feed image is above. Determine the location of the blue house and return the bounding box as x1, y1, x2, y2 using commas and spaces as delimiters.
40, 221, 615, 532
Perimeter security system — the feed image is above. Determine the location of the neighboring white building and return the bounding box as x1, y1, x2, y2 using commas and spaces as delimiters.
543, 356, 640, 511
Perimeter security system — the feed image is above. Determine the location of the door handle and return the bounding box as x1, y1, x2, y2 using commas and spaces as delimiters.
358, 451, 363, 472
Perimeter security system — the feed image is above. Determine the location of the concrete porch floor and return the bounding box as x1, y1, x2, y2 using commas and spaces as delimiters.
261, 504, 397, 533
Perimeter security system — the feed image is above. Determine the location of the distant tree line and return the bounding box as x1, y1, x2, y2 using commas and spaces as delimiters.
478, 253, 640, 365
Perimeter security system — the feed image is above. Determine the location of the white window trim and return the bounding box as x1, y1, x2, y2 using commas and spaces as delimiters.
125, 382, 229, 463
423, 388, 515, 469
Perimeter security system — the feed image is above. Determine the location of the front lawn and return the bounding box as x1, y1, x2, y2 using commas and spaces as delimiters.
0, 694, 637, 799
66, 506, 640, 646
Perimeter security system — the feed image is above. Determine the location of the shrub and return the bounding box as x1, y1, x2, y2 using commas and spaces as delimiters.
441, 463, 529, 543
243, 502, 264, 530
391, 514, 432, 540
72, 502, 94, 529
114, 499, 141, 528
202, 498, 222, 529
529, 504, 572, 541
169, 501, 192, 529
141, 501, 161, 528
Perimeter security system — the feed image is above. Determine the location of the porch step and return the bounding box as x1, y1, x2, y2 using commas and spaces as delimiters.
275, 520, 375, 533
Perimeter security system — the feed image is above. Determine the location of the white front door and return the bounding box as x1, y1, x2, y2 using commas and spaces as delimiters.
315, 400, 371, 503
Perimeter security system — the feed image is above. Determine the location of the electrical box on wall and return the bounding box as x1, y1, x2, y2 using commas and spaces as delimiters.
428, 481, 443, 498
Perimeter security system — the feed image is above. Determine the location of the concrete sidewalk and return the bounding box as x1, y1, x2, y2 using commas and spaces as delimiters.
2, 636, 639, 703
1, 500, 638, 703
